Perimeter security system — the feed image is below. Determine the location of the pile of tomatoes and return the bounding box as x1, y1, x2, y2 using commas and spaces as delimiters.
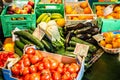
0, 52, 14, 67
11, 48, 80, 80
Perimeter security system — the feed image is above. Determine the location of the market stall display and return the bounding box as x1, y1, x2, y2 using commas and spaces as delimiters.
0, 0, 120, 80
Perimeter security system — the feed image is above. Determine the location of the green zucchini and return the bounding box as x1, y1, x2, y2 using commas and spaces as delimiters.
15, 40, 25, 50
64, 52, 76, 58
14, 45, 23, 57
69, 41, 76, 47
66, 47, 75, 51
28, 29, 33, 34
71, 37, 97, 53
14, 31, 44, 49
19, 37, 31, 44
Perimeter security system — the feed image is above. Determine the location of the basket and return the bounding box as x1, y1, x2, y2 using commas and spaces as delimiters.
98, 31, 120, 54
36, 4, 64, 18
1, 0, 36, 37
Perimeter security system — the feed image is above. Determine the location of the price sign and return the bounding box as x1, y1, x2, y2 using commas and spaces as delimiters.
103, 5, 113, 16
93, 34, 104, 42
74, 43, 89, 57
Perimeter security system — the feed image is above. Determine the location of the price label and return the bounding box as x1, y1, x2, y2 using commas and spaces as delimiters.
74, 43, 89, 57
93, 34, 104, 42
103, 5, 113, 16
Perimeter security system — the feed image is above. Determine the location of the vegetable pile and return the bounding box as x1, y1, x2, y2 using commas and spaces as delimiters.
0, 52, 14, 67
11, 48, 80, 80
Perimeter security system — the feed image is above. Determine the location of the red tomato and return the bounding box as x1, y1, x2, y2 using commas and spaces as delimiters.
68, 65, 75, 73
22, 54, 28, 59
43, 58, 50, 69
18, 77, 24, 80
71, 63, 80, 72
25, 48, 35, 55
62, 72, 71, 80
30, 55, 40, 64
38, 62, 44, 71
30, 73, 40, 80
11, 63, 20, 75
58, 63, 64, 68
56, 67, 63, 73
22, 67, 30, 76
35, 50, 43, 60
63, 64, 69, 74
52, 71, 61, 80
48, 57, 59, 70
23, 58, 31, 67
40, 73, 51, 80
41, 69, 51, 74
24, 74, 30, 80
71, 73, 77, 79
29, 65, 37, 73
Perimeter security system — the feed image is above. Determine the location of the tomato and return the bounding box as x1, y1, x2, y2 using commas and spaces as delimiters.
25, 48, 35, 55
43, 58, 50, 69
30, 55, 40, 64
29, 65, 37, 73
35, 50, 43, 60
41, 69, 51, 74
56, 67, 63, 73
58, 63, 64, 68
71, 63, 80, 72
11, 63, 20, 75
23, 58, 31, 67
63, 64, 69, 74
22, 54, 28, 59
40, 73, 51, 80
62, 72, 71, 80
38, 62, 44, 71
71, 73, 77, 79
24, 74, 30, 80
30, 73, 40, 80
22, 67, 30, 76
48, 57, 59, 70
68, 65, 75, 73
18, 77, 24, 80
52, 71, 61, 80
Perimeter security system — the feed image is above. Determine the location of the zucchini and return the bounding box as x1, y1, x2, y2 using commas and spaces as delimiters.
14, 31, 44, 49
15, 40, 25, 50
64, 52, 76, 58
71, 37, 97, 53
28, 29, 33, 34
69, 41, 76, 47
41, 40, 51, 52
14, 45, 23, 57
19, 37, 31, 44
66, 47, 75, 51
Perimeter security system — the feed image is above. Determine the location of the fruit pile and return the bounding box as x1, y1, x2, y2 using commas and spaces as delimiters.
96, 4, 120, 19
39, 0, 62, 4
100, 32, 120, 49
37, 13, 64, 25
65, 1, 93, 20
11, 48, 80, 80
7, 0, 34, 14
0, 52, 14, 67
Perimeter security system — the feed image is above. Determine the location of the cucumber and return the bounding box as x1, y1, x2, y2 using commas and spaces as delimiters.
30, 27, 36, 31
14, 45, 23, 57
66, 47, 75, 51
14, 31, 44, 49
19, 37, 31, 44
64, 52, 76, 58
71, 37, 97, 53
15, 40, 25, 50
41, 40, 54, 52
28, 29, 33, 34
69, 41, 76, 47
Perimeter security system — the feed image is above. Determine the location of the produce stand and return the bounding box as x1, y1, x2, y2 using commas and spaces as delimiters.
0, 0, 120, 80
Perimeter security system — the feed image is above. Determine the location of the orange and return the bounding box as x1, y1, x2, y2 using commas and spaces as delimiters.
103, 32, 113, 38
105, 37, 113, 44
71, 10, 77, 14
105, 44, 112, 49
115, 34, 120, 39
66, 5, 73, 14
113, 6, 120, 13
115, 13, 120, 19
56, 18, 65, 27
84, 7, 91, 14
100, 40, 106, 47
96, 10, 103, 16
78, 16, 86, 20
96, 5, 102, 11
80, 1, 88, 9
112, 41, 118, 48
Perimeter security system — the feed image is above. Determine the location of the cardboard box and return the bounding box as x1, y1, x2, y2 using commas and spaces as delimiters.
2, 51, 85, 80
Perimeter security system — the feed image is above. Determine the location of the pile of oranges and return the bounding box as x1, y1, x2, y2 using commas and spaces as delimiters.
100, 32, 120, 49
65, 1, 93, 20
96, 5, 120, 19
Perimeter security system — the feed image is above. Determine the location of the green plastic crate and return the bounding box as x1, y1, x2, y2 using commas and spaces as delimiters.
93, 2, 120, 32
1, 1, 36, 37
36, 4, 64, 18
